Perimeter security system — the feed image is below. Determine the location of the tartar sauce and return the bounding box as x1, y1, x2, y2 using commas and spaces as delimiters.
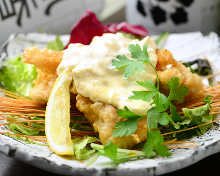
58, 33, 158, 115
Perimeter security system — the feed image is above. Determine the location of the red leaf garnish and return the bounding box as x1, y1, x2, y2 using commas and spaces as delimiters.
65, 10, 106, 47
106, 23, 148, 38
65, 10, 148, 48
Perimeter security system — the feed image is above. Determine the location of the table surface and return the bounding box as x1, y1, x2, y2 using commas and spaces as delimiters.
0, 151, 219, 176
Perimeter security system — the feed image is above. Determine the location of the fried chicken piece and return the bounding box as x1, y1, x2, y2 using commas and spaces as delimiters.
76, 49, 205, 147
22, 47, 63, 104
29, 69, 57, 104
22, 46, 205, 148
76, 94, 147, 149
22, 47, 63, 74
156, 49, 205, 102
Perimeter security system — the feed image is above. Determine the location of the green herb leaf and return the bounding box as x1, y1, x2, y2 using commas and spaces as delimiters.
136, 80, 157, 91
112, 55, 132, 68
99, 142, 118, 161
113, 119, 139, 137
143, 130, 170, 158
113, 107, 142, 137
124, 61, 144, 78
128, 44, 149, 63
168, 77, 189, 103
154, 92, 169, 112
112, 55, 144, 78
147, 108, 161, 129
158, 112, 170, 126
112, 44, 150, 78
117, 106, 141, 119
129, 91, 155, 102
170, 103, 181, 123
47, 36, 64, 51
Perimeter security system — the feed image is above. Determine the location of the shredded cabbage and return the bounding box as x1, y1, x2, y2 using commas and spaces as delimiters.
0, 56, 37, 96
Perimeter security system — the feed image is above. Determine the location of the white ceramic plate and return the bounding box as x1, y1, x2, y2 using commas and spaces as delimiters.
0, 32, 220, 176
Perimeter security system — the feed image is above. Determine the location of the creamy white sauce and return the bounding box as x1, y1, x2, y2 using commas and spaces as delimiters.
58, 33, 158, 115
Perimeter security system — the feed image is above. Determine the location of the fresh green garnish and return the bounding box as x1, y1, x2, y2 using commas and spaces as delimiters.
112, 44, 150, 78
182, 104, 213, 124
0, 36, 64, 96
155, 32, 169, 49
7, 116, 45, 136
8, 123, 41, 136
119, 32, 141, 40
111, 43, 190, 160
72, 136, 98, 160
47, 36, 64, 51
113, 107, 142, 137
143, 129, 171, 158
168, 77, 189, 103
0, 56, 37, 96
174, 102, 214, 139
147, 108, 170, 128
91, 142, 145, 165
99, 142, 118, 162
130, 78, 188, 128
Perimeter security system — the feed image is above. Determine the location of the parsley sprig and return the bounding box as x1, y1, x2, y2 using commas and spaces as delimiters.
112, 44, 149, 79
111, 43, 189, 159
112, 107, 141, 137
112, 44, 159, 88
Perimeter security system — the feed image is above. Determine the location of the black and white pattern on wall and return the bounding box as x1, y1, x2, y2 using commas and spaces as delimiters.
137, 0, 147, 17
0, 0, 63, 27
136, 0, 194, 26
45, 0, 63, 15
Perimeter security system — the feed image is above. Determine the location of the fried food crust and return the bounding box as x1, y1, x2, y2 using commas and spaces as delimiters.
22, 47, 63, 74
22, 47, 63, 104
21, 46, 205, 147
76, 94, 147, 149
156, 49, 205, 102
30, 69, 57, 104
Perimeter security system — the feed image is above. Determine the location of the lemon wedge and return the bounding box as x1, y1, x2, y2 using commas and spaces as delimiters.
45, 70, 74, 155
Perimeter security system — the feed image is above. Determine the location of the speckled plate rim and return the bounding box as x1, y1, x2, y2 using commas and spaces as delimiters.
0, 33, 220, 176
1, 134, 220, 176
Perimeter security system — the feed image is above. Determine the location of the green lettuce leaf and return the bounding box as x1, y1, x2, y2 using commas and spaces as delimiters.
0, 56, 37, 96
7, 116, 45, 136
7, 123, 41, 136
175, 103, 214, 138
0, 36, 64, 96
91, 143, 145, 165
72, 136, 98, 160
47, 36, 64, 51
182, 103, 213, 124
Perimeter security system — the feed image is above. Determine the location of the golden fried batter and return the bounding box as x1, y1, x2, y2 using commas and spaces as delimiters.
76, 94, 147, 149
156, 49, 205, 102
75, 49, 205, 147
22, 47, 63, 104
30, 69, 57, 104
22, 47, 63, 74
21, 46, 205, 147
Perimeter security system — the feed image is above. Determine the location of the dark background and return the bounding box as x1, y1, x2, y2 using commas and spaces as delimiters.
0, 151, 219, 176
